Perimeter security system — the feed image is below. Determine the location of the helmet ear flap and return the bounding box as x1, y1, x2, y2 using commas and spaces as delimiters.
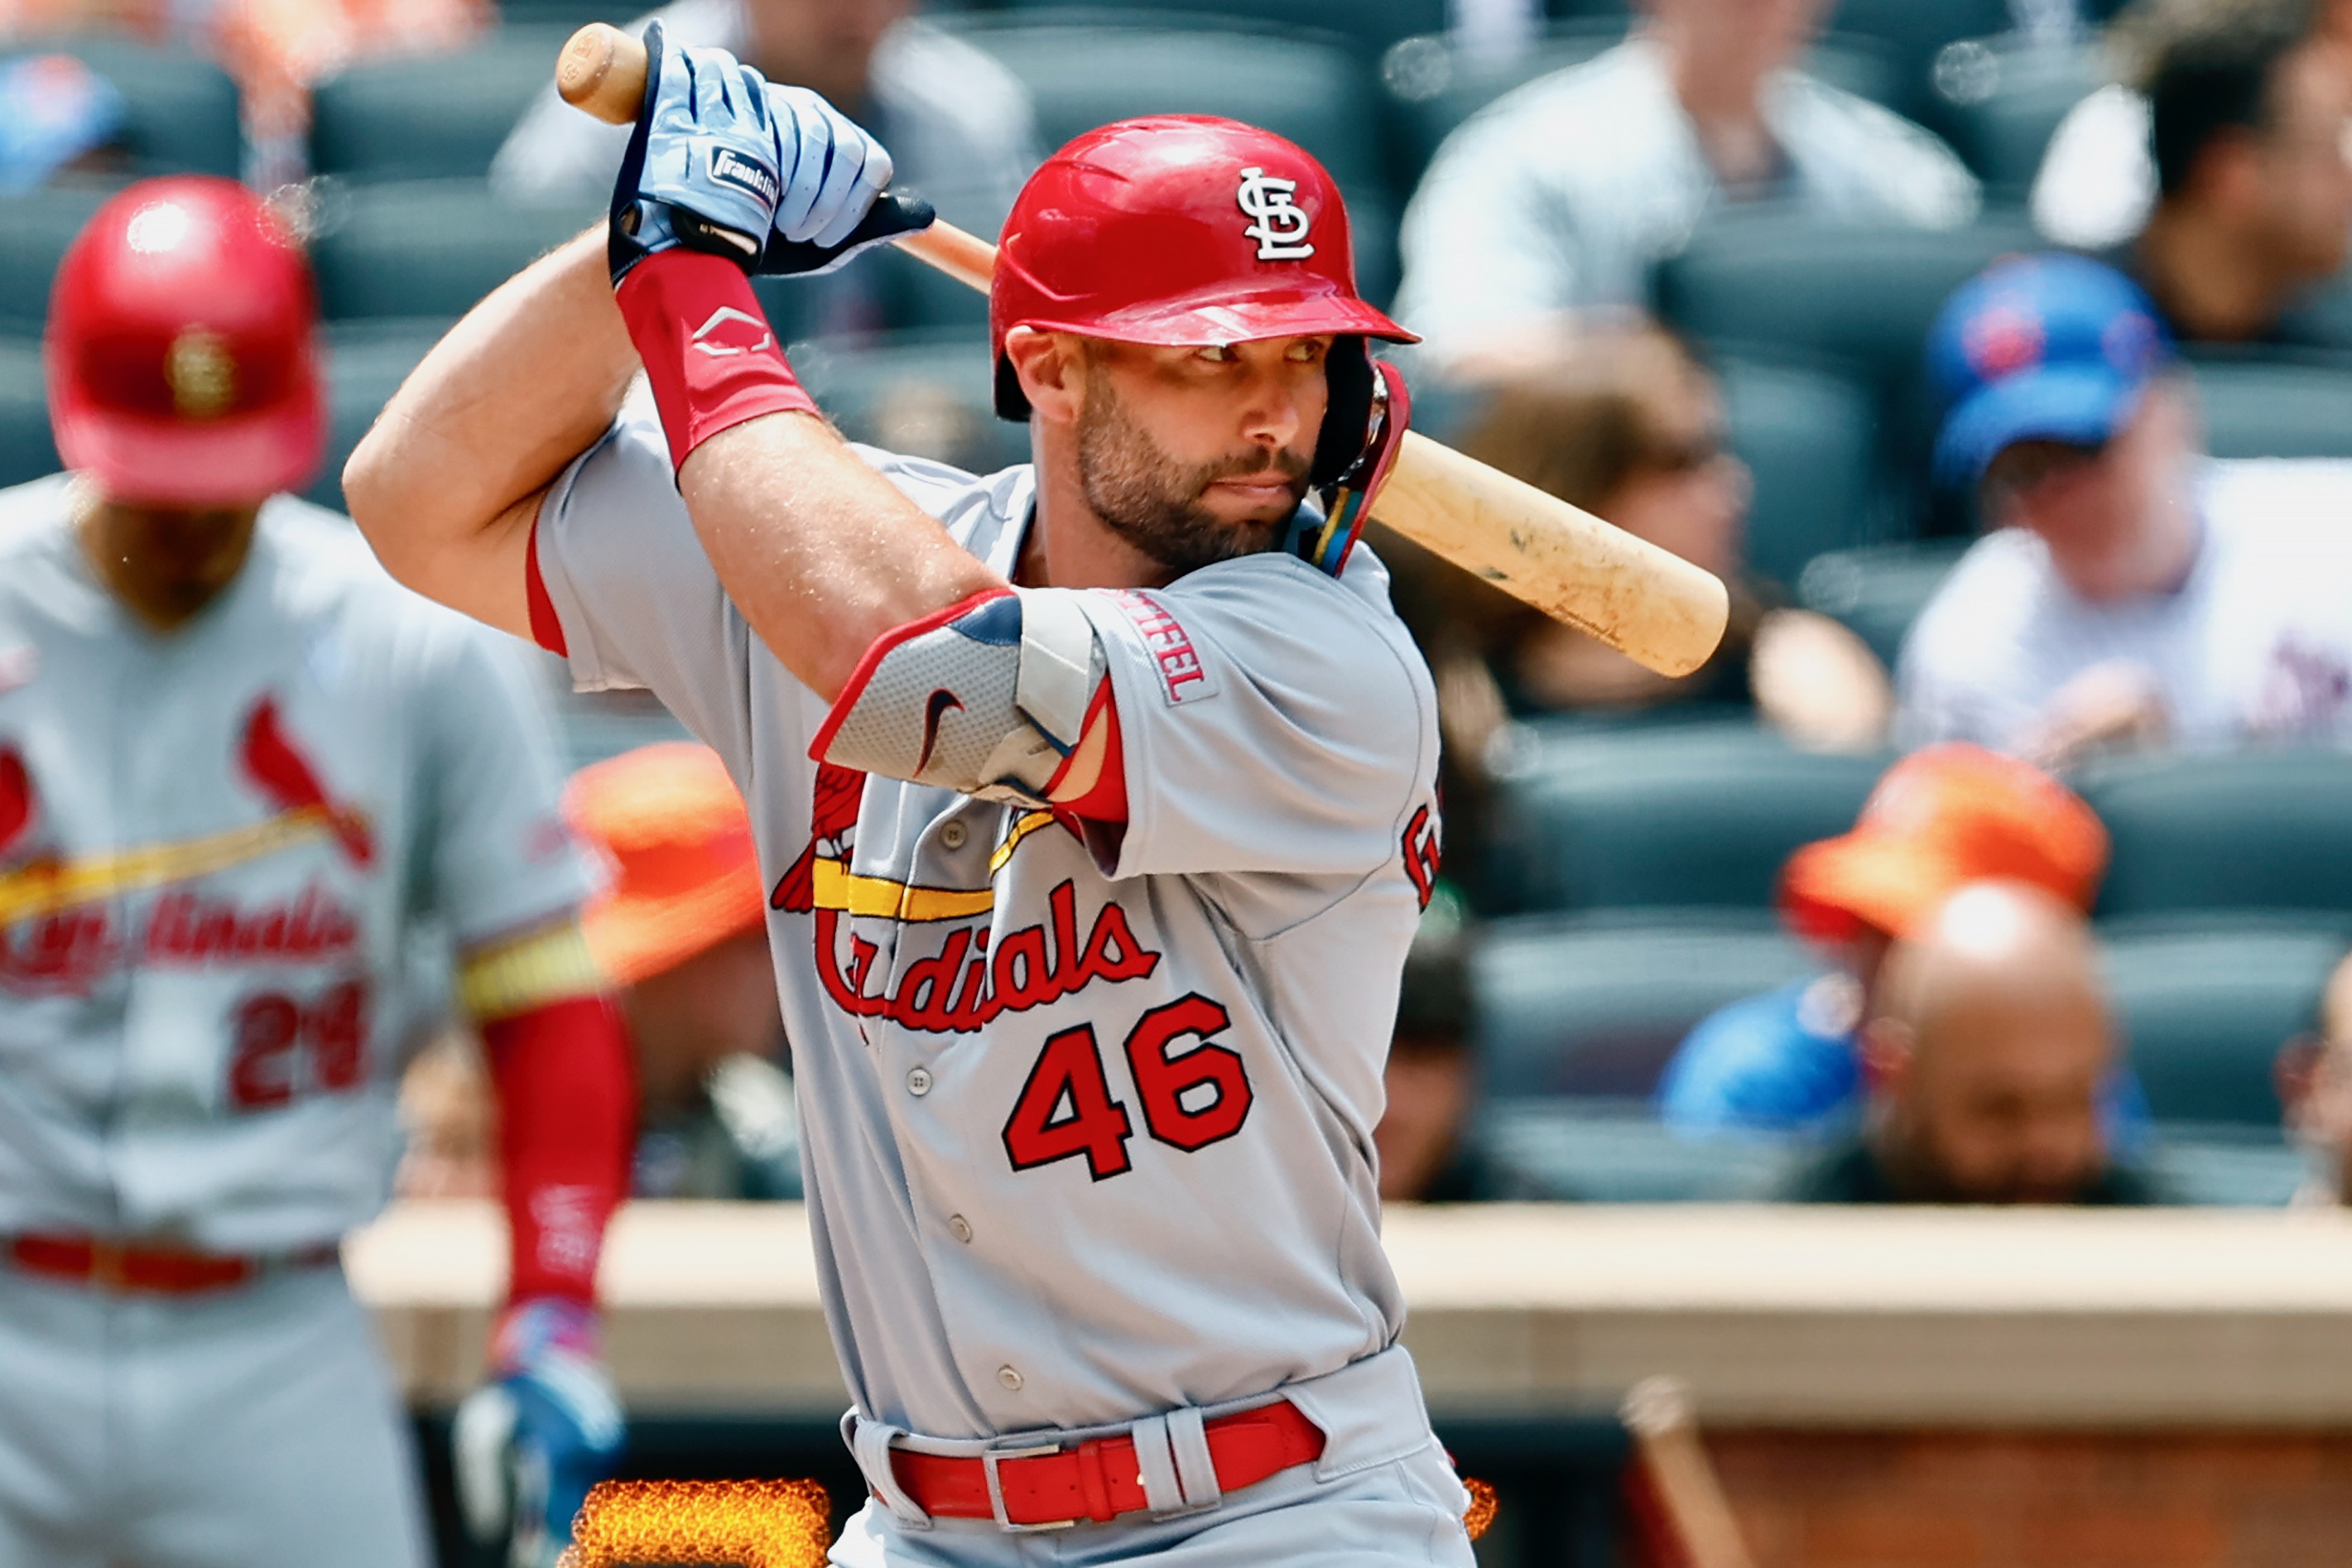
994, 353, 1032, 423
1311, 337, 1374, 488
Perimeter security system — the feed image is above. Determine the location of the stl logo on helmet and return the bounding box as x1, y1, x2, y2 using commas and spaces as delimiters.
1236, 166, 1315, 262
165, 329, 235, 419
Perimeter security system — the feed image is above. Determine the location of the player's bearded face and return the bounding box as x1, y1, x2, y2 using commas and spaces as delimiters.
1074, 349, 1316, 576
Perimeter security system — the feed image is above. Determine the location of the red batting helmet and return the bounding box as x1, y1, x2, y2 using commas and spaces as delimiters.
990, 116, 1416, 480
47, 176, 324, 506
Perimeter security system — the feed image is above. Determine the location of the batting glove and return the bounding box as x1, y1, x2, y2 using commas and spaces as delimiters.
608, 19, 782, 282
454, 1296, 626, 1568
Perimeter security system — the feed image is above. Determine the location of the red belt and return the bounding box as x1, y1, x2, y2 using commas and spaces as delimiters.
8, 1233, 337, 1295
887, 1401, 1325, 1529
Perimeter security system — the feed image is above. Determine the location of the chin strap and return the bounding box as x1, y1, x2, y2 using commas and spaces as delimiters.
1295, 359, 1411, 578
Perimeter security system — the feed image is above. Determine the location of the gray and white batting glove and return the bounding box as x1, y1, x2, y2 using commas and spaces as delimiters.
765, 84, 893, 249
610, 21, 782, 279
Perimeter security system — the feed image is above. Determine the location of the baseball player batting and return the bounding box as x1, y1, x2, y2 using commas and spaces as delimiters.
349, 27, 1474, 1563
0, 178, 636, 1568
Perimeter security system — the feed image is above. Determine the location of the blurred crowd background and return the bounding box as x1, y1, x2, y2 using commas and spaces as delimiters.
9, 0, 2352, 1219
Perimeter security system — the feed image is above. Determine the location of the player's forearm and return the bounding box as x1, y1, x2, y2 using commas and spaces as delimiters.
677, 408, 1008, 701
345, 229, 636, 617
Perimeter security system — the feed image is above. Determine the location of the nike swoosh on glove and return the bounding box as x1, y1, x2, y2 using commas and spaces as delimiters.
455, 1296, 626, 1568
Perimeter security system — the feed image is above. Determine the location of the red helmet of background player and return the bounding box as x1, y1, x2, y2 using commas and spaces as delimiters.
46, 176, 324, 507
989, 115, 1416, 459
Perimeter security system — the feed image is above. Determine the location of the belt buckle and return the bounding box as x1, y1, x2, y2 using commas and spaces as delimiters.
981, 1442, 1076, 1532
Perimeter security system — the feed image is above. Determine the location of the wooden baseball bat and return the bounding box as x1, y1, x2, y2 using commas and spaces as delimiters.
556, 24, 1729, 676
1621, 1378, 1757, 1568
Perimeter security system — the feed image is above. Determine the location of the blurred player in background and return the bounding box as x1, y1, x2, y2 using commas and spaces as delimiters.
1900, 253, 2352, 762
402, 743, 803, 1209
570, 743, 797, 1199
0, 176, 633, 1568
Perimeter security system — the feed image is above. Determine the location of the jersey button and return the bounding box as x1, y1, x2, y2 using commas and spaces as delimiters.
939, 819, 969, 850
907, 1066, 933, 1096
949, 1214, 973, 1243
997, 1364, 1023, 1392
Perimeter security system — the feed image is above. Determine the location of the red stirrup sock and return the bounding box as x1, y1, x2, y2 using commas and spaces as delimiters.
614, 248, 818, 471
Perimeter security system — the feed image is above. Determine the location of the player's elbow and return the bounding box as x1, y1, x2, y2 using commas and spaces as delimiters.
342, 419, 419, 575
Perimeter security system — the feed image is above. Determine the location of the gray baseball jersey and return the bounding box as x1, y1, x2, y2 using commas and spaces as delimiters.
0, 477, 592, 1254
531, 398, 1444, 1441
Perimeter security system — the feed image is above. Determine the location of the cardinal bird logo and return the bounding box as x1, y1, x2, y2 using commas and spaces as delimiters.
238, 698, 373, 868
772, 762, 866, 914
0, 748, 32, 861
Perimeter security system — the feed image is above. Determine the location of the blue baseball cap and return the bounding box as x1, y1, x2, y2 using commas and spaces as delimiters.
1928, 253, 2174, 488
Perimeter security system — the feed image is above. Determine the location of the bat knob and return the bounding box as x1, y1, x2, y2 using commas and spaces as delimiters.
559, 22, 647, 127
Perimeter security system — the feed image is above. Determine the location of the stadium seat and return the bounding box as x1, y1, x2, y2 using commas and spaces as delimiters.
994, 0, 1447, 55
0, 182, 119, 334
940, 19, 1399, 300
311, 181, 600, 320
1472, 910, 1812, 1099
5, 37, 242, 180
0, 338, 57, 490
494, 0, 640, 24
1824, 0, 2018, 122
1657, 212, 2037, 397
2078, 753, 2352, 920
312, 26, 575, 183
1378, 24, 1898, 187
1922, 38, 2101, 197
2191, 357, 2352, 460
1483, 720, 1888, 914
1796, 538, 1968, 670
790, 332, 1028, 478
308, 319, 453, 512
1657, 211, 2038, 533
1473, 1099, 1801, 1201
2104, 917, 2346, 1126
1716, 354, 1879, 589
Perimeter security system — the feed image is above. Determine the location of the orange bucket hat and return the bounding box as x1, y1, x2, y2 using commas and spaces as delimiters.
565, 743, 767, 986
1779, 743, 2108, 945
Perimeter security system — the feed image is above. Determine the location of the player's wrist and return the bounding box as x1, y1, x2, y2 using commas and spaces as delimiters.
613, 248, 817, 471
492, 1294, 603, 1378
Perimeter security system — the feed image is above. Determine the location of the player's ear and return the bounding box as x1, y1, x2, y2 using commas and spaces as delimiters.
1007, 328, 1084, 425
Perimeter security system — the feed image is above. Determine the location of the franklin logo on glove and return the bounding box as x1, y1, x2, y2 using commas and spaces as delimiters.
707, 144, 781, 207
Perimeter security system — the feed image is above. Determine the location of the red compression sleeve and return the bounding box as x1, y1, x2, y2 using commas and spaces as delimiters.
613, 249, 819, 471
484, 994, 637, 1305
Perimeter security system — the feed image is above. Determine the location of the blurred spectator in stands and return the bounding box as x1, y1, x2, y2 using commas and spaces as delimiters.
217, 0, 488, 186
2040, 0, 2352, 342
2278, 952, 2352, 1203
1660, 744, 2146, 1145
571, 743, 798, 1199
1779, 879, 2162, 1204
0, 54, 125, 190
1373, 888, 1508, 1203
2036, 0, 2352, 292
1899, 253, 2352, 762
493, 0, 1037, 340
1378, 329, 1893, 880
398, 743, 801, 1201
1390, 0, 1979, 373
